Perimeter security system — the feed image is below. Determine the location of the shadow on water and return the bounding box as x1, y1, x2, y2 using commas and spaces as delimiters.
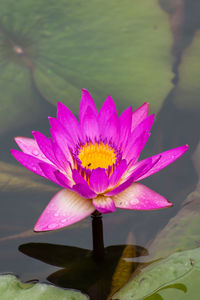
19, 242, 148, 300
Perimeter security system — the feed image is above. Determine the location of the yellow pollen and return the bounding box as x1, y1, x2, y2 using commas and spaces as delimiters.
78, 142, 116, 170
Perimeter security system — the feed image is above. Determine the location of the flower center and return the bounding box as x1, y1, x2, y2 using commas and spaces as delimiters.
78, 142, 117, 170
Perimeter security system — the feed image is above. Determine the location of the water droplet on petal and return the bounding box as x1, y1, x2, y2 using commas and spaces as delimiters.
61, 219, 66, 223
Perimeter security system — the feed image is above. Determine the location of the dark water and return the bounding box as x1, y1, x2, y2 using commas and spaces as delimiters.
0, 1, 200, 299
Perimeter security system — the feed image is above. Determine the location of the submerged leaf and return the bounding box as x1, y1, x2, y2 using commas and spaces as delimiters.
173, 30, 200, 110
0, 161, 58, 193
0, 274, 88, 299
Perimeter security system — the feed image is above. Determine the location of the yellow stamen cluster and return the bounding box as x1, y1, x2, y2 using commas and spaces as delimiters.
78, 142, 116, 170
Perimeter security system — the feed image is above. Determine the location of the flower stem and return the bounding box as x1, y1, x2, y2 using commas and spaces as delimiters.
91, 211, 104, 261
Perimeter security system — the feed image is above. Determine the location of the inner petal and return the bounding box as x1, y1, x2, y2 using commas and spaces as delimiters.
78, 142, 117, 170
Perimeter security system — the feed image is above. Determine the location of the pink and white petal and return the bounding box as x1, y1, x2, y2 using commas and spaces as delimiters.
98, 96, 118, 130
92, 195, 116, 214
11, 149, 48, 178
109, 160, 128, 188
79, 89, 98, 124
131, 102, 149, 132
81, 106, 99, 141
124, 132, 150, 163
57, 102, 81, 142
89, 168, 109, 194
14, 137, 51, 164
34, 189, 95, 231
135, 144, 189, 181
32, 131, 58, 167
119, 107, 132, 147
112, 183, 172, 210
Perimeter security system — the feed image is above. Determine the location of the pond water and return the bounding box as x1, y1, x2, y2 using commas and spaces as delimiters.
0, 1, 200, 299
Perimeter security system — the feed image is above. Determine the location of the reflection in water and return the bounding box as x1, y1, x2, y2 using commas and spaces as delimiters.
19, 242, 148, 300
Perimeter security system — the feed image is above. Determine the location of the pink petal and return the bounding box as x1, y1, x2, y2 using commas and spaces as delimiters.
14, 137, 51, 164
57, 102, 81, 142
106, 158, 155, 196
51, 140, 71, 175
39, 162, 70, 187
124, 132, 150, 163
49, 117, 73, 164
112, 183, 172, 210
119, 107, 132, 147
109, 159, 127, 188
92, 195, 116, 214
72, 169, 97, 198
79, 89, 98, 124
89, 168, 109, 194
32, 131, 58, 167
131, 102, 149, 132
100, 113, 120, 143
98, 96, 118, 132
81, 106, 99, 141
123, 114, 154, 157
72, 169, 87, 185
54, 170, 73, 188
135, 144, 189, 181
11, 149, 47, 178
34, 189, 95, 231
72, 183, 97, 199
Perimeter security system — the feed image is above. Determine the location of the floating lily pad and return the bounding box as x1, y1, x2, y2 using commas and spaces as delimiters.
0, 274, 88, 300
147, 187, 200, 259
173, 30, 200, 110
145, 142, 200, 260
0, 0, 173, 134
112, 248, 200, 300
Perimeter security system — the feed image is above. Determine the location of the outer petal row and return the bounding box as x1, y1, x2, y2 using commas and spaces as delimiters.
34, 182, 171, 232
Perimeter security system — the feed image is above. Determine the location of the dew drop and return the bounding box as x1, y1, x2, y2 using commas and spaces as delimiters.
54, 213, 59, 217
61, 219, 66, 223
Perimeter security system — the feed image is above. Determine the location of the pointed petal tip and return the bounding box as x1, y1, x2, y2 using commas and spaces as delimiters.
33, 189, 95, 232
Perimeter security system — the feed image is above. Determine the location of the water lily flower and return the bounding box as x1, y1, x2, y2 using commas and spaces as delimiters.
11, 90, 188, 231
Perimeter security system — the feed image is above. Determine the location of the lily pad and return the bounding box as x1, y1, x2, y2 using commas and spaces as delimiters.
112, 248, 200, 300
0, 274, 88, 300
173, 30, 200, 110
0, 0, 173, 134
147, 187, 200, 259
145, 142, 200, 260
